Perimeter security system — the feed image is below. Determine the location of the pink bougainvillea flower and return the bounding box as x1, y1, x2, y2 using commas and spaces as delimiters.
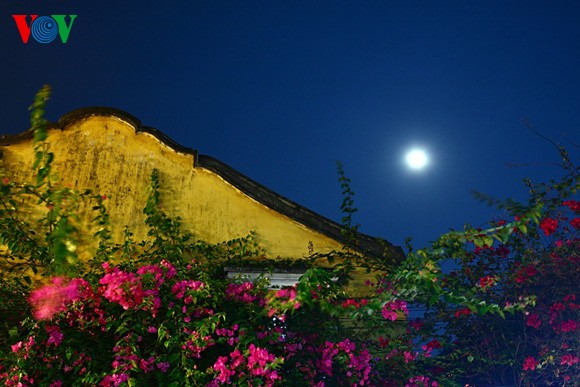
46, 325, 64, 346
382, 299, 408, 321
421, 339, 443, 357
560, 354, 579, 366
523, 356, 539, 371
525, 314, 541, 329
422, 339, 442, 352
29, 277, 81, 320
271, 286, 301, 311
559, 320, 578, 333
171, 280, 205, 299
382, 308, 398, 321
478, 275, 496, 290
406, 375, 439, 387
99, 267, 162, 313
540, 218, 558, 236
515, 264, 537, 283
225, 282, 263, 304
275, 287, 297, 301
11, 335, 35, 360
454, 308, 472, 318
562, 200, 580, 213
99, 373, 129, 387
403, 351, 417, 363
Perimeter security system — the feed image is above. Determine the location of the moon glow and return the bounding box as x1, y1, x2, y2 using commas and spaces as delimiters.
405, 149, 429, 170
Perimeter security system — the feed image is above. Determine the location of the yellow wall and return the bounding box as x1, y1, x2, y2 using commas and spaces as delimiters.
0, 114, 345, 260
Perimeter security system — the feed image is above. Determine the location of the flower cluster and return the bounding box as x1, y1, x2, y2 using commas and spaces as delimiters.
225, 281, 264, 305
29, 277, 81, 320
406, 375, 439, 387
209, 345, 281, 386
1, 151, 578, 386
540, 217, 558, 236
381, 299, 408, 321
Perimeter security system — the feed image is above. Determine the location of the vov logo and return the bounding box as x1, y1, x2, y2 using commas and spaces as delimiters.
12, 15, 77, 44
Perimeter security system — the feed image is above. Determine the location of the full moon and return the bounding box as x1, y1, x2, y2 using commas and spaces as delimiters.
405, 149, 429, 170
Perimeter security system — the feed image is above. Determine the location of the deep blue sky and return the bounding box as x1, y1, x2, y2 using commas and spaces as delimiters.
1, 1, 579, 250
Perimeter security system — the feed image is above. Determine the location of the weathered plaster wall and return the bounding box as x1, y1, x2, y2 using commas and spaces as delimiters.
0, 114, 345, 259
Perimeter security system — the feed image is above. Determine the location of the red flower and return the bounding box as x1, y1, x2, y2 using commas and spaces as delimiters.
454, 308, 472, 318
560, 354, 579, 366
562, 200, 580, 213
515, 264, 537, 283
423, 339, 442, 350
540, 218, 558, 236
570, 218, 580, 230
496, 245, 510, 257
378, 336, 389, 348
526, 314, 541, 329
478, 276, 496, 289
560, 320, 578, 333
523, 356, 539, 371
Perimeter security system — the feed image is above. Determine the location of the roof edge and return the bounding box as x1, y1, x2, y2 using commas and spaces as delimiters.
197, 155, 404, 259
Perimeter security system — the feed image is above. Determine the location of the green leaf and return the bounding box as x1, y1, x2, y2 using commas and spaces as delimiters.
33, 130, 47, 143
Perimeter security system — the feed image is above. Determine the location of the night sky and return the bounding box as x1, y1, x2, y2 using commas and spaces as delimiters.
1, 2, 579, 250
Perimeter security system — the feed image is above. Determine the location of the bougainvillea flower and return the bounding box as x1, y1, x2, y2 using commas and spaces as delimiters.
560, 354, 579, 366
523, 356, 539, 371
526, 314, 541, 329
540, 218, 558, 236
478, 275, 496, 289
29, 277, 81, 320
562, 200, 580, 213
382, 300, 408, 321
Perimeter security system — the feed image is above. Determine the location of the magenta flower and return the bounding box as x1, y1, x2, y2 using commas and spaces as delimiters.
403, 351, 417, 363
212, 355, 236, 383
523, 356, 539, 371
526, 314, 541, 329
560, 354, 579, 366
171, 280, 205, 299
29, 277, 81, 320
99, 373, 129, 387
46, 326, 64, 347
559, 320, 578, 333
225, 282, 263, 304
406, 375, 439, 387
382, 299, 408, 321
99, 269, 143, 309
